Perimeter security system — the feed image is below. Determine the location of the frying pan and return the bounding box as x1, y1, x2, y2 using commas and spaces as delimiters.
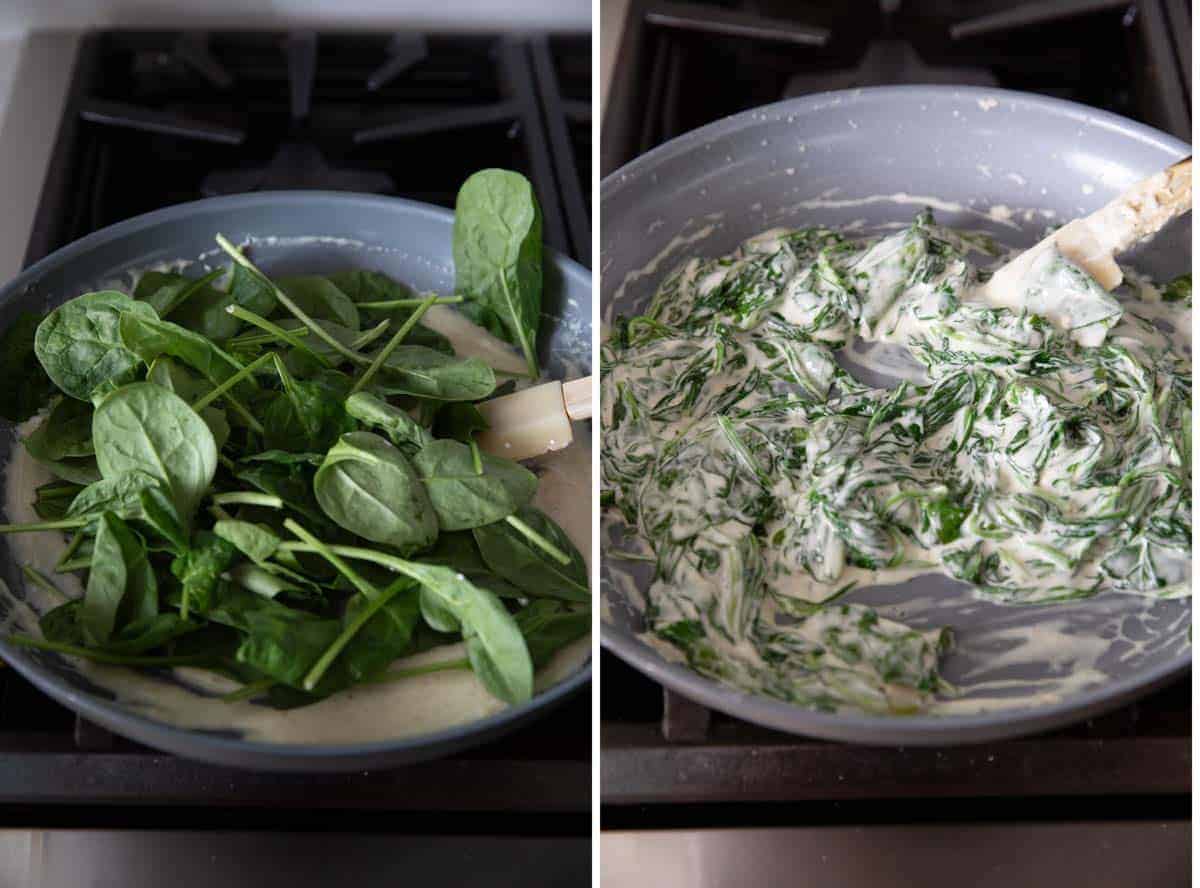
0, 191, 592, 771
601, 86, 1191, 745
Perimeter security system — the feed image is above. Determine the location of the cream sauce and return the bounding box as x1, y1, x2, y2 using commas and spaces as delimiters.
2, 419, 591, 745
602, 212, 1190, 715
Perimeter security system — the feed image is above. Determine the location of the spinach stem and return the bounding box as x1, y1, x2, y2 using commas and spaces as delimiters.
216, 234, 366, 365
3, 635, 212, 667
282, 519, 378, 599
0, 518, 89, 534
365, 656, 470, 683
55, 532, 86, 572
35, 483, 80, 501
469, 440, 484, 476
225, 304, 332, 369
349, 293, 439, 395
504, 514, 572, 565
356, 296, 463, 309
496, 272, 539, 379
302, 579, 407, 691
211, 492, 284, 509
279, 539, 426, 584
220, 677, 275, 703
228, 326, 310, 347
160, 268, 225, 318
21, 565, 64, 600
350, 319, 391, 351
191, 352, 275, 416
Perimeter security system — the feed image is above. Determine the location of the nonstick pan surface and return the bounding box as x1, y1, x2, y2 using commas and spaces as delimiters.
0, 191, 592, 771
601, 86, 1190, 745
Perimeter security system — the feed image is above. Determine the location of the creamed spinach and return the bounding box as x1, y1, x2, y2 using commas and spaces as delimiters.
602, 210, 1190, 714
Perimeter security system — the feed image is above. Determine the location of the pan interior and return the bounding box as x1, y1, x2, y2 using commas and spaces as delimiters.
0, 193, 592, 764
600, 86, 1191, 738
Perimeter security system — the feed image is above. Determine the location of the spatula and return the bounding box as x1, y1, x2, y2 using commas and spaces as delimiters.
475, 376, 592, 461
979, 156, 1191, 300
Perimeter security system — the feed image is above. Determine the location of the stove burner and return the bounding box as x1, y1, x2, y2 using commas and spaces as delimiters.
367, 34, 429, 91
201, 30, 396, 194
785, 39, 998, 96
173, 32, 234, 88
201, 140, 395, 195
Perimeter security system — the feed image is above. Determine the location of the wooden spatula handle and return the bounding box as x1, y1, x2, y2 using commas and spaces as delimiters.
562, 376, 592, 421
1107, 156, 1191, 254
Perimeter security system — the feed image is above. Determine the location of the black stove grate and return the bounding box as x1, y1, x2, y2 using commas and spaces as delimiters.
28, 29, 592, 267
601, 0, 1190, 814
603, 0, 1190, 173
4, 28, 590, 817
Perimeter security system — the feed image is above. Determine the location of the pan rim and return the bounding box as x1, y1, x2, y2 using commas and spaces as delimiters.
0, 190, 592, 766
599, 84, 1191, 744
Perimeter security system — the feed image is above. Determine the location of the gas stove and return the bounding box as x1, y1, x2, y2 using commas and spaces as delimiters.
603, 0, 1190, 172
1, 28, 590, 831
600, 0, 1190, 843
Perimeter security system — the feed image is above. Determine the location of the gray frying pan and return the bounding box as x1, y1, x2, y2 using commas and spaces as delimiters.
601, 86, 1191, 745
0, 192, 592, 771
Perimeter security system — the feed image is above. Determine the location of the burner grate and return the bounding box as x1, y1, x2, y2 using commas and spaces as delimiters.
603, 0, 1190, 173
26, 30, 591, 267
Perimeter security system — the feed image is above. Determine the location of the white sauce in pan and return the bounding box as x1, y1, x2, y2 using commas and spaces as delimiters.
3, 424, 591, 744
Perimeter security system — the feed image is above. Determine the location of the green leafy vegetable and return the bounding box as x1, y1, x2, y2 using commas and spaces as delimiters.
35, 291, 157, 401
413, 439, 537, 530
92, 382, 218, 522
314, 431, 438, 551
453, 169, 544, 377
0, 172, 586, 714
474, 505, 589, 602
83, 512, 156, 645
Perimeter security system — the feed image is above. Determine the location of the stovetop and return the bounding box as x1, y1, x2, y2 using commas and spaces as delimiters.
603, 0, 1190, 173
601, 0, 1190, 817
1, 28, 590, 825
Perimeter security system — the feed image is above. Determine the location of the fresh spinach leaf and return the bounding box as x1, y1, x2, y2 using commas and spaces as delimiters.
422, 531, 524, 599
233, 459, 330, 531
514, 599, 590, 668
227, 261, 279, 317
137, 484, 190, 552
213, 519, 281, 563
32, 481, 83, 522
453, 169, 544, 378
473, 505, 589, 602
368, 345, 496, 402
35, 291, 158, 401
413, 439, 537, 531
325, 270, 414, 304
92, 382, 218, 521
83, 511, 155, 645
344, 391, 432, 455
433, 402, 489, 443
314, 431, 438, 550
119, 312, 259, 403
67, 470, 160, 520
277, 276, 360, 331
171, 531, 238, 618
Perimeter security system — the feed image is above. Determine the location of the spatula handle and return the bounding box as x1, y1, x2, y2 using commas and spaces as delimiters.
562, 376, 593, 421
1106, 156, 1191, 254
